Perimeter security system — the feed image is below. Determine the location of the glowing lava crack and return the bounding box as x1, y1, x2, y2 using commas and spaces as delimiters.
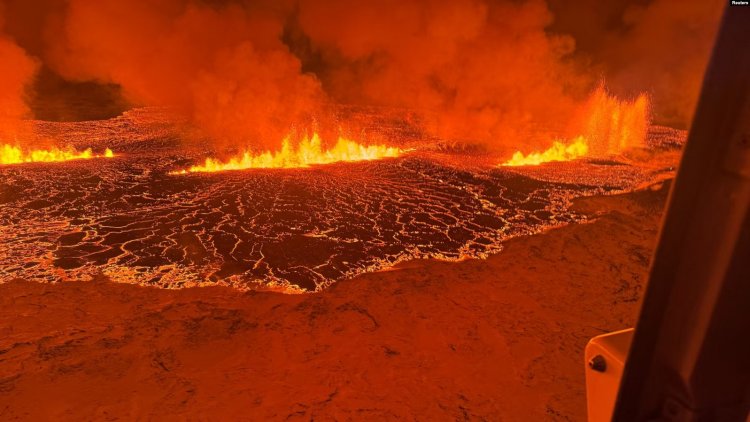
171, 133, 404, 174
501, 136, 589, 167
1, 144, 114, 165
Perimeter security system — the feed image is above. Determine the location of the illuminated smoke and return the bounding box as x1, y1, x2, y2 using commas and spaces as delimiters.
0, 0, 725, 151
547, 0, 723, 129
296, 0, 587, 150
44, 0, 326, 149
0, 5, 38, 140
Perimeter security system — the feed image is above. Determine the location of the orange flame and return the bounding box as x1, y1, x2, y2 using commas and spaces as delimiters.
172, 133, 404, 174
1, 144, 114, 165
501, 86, 650, 167
501, 136, 588, 167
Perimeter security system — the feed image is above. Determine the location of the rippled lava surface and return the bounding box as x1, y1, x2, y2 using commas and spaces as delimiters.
0, 109, 685, 291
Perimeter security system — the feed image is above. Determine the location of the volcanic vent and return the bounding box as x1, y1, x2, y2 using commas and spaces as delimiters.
0, 0, 717, 292
0, 105, 684, 292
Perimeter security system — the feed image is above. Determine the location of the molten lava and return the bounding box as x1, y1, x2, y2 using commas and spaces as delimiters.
501, 136, 588, 167
582, 86, 650, 155
172, 133, 404, 174
501, 87, 650, 167
0, 144, 114, 165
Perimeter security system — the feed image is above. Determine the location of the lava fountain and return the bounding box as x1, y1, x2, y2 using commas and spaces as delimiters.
501, 87, 650, 167
501, 136, 589, 167
0, 144, 114, 165
171, 133, 405, 174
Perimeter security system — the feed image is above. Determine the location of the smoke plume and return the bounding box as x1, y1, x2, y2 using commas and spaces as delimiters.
0, 0, 727, 152
0, 4, 38, 139
44, 0, 325, 148
296, 0, 592, 151
547, 0, 723, 129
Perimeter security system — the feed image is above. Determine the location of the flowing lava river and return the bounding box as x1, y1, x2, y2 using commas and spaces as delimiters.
0, 108, 685, 292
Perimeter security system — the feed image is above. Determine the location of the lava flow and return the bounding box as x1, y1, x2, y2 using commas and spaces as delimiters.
172, 133, 404, 174
1, 144, 114, 165
0, 108, 686, 292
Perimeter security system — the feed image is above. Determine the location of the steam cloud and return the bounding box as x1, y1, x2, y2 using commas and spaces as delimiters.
0, 0, 725, 151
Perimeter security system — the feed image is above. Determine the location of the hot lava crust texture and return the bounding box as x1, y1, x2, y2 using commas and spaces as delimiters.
0, 108, 685, 292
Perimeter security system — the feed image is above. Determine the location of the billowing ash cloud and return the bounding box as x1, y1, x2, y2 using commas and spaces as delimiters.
0, 4, 38, 138
597, 0, 724, 128
42, 0, 326, 149
0, 0, 726, 150
294, 0, 588, 151
547, 0, 724, 128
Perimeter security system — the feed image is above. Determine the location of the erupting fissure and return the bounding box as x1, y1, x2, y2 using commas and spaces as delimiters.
501, 87, 650, 167
0, 144, 114, 165
172, 133, 404, 174
501, 136, 588, 167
